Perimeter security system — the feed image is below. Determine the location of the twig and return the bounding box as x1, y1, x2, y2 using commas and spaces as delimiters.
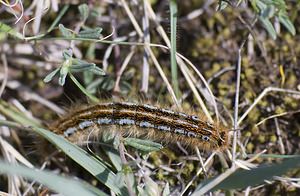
118, 140, 135, 196
207, 66, 235, 84
274, 117, 285, 154
141, 0, 150, 93
255, 109, 300, 127
180, 152, 216, 196
21, 91, 65, 115
22, 1, 49, 39
120, 0, 179, 106
102, 35, 129, 71
114, 46, 136, 92
0, 119, 32, 132
232, 40, 246, 164
196, 148, 208, 178
109, 7, 121, 72
145, 1, 218, 120
238, 87, 300, 126
0, 53, 8, 98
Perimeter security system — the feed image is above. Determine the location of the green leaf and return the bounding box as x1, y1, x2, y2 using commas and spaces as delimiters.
43, 67, 60, 83
72, 58, 94, 66
86, 42, 96, 60
256, 0, 267, 11
193, 156, 300, 194
216, 0, 228, 11
250, 0, 259, 12
69, 58, 105, 75
124, 138, 163, 152
99, 132, 123, 171
261, 5, 275, 18
59, 24, 74, 38
0, 160, 107, 196
70, 59, 96, 72
115, 169, 136, 195
59, 64, 69, 86
258, 16, 277, 39
0, 22, 23, 39
91, 66, 106, 76
86, 78, 104, 93
77, 27, 103, 39
162, 182, 170, 196
272, 0, 286, 9
0, 106, 122, 194
83, 68, 95, 85
278, 13, 296, 35
101, 77, 115, 91
30, 126, 127, 195
79, 4, 90, 22
63, 49, 73, 60
91, 9, 100, 17
70, 64, 95, 72
143, 175, 159, 196
102, 146, 122, 171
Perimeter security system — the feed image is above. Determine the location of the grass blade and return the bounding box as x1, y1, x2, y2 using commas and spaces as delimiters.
0, 22, 23, 39
0, 100, 127, 195
47, 5, 70, 33
194, 156, 300, 194
30, 126, 127, 195
169, 0, 180, 98
0, 160, 107, 196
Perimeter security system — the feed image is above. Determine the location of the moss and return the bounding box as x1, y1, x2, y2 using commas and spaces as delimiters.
244, 68, 255, 79
275, 106, 285, 114
270, 135, 277, 143
251, 126, 260, 135
245, 131, 252, 137
285, 73, 297, 88
246, 142, 254, 152
27, 71, 35, 80
258, 100, 268, 108
258, 135, 266, 143
248, 107, 260, 123
186, 163, 194, 173
156, 169, 164, 181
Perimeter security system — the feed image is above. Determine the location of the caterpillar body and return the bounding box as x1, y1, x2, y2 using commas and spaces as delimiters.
51, 102, 228, 151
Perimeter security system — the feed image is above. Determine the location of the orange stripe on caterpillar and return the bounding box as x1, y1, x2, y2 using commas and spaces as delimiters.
50, 102, 229, 151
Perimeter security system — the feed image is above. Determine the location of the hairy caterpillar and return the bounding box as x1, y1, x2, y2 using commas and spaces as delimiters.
50, 102, 229, 151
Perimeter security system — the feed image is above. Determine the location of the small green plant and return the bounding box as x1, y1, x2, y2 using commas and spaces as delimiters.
218, 0, 295, 39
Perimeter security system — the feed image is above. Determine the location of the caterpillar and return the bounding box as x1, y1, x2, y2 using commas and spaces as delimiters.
50, 102, 229, 151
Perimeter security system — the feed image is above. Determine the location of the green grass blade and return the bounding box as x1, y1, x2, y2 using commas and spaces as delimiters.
0, 101, 127, 195
247, 154, 300, 159
258, 15, 277, 40
193, 156, 300, 194
0, 22, 23, 39
30, 126, 127, 195
0, 100, 41, 127
102, 146, 123, 172
169, 0, 180, 98
124, 138, 162, 152
47, 5, 70, 33
0, 160, 107, 196
278, 13, 296, 36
